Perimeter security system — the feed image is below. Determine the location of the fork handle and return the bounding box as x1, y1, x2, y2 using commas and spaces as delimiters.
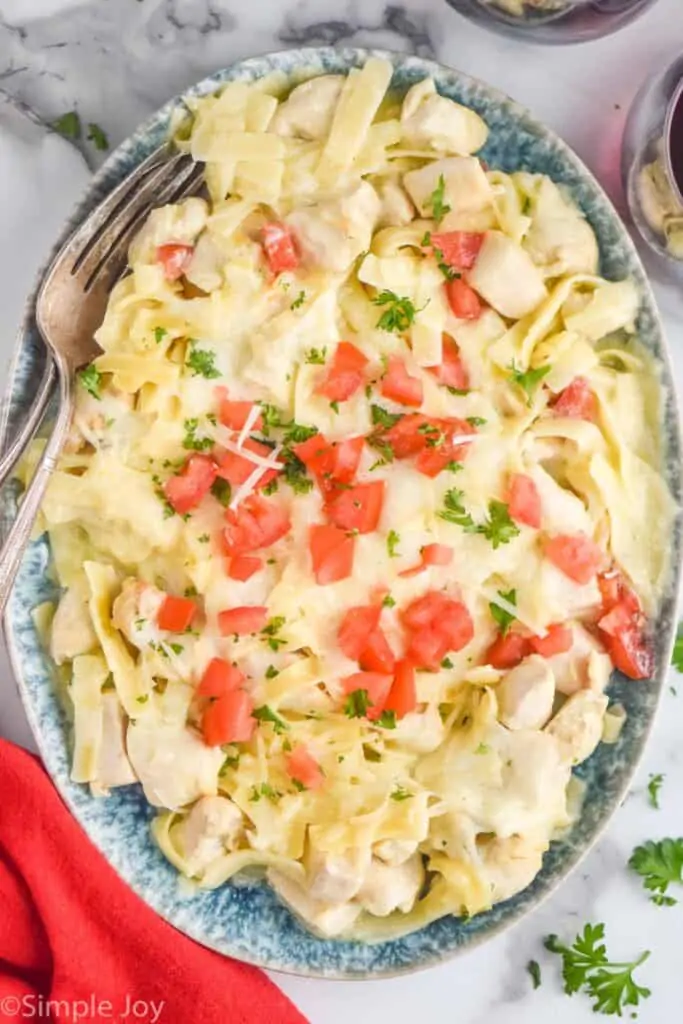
0, 367, 72, 618
0, 358, 56, 489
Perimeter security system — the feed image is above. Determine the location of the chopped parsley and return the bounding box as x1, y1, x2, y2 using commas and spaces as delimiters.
438, 492, 520, 548
262, 478, 279, 496
197, 534, 210, 544
382, 594, 396, 609
184, 585, 198, 597
281, 452, 314, 495
437, 488, 477, 531
441, 657, 454, 669
78, 364, 102, 400
253, 705, 289, 735
154, 326, 167, 344
376, 710, 397, 729
507, 362, 551, 405
290, 291, 306, 310
527, 960, 542, 990
53, 110, 81, 140
87, 122, 109, 151
387, 530, 401, 558
211, 478, 231, 506
474, 742, 491, 755
466, 416, 487, 427
282, 422, 318, 445
182, 418, 213, 452
305, 347, 327, 365
370, 404, 402, 429
391, 786, 413, 802
258, 403, 283, 436
628, 838, 683, 906
647, 773, 664, 810
426, 174, 451, 224
261, 616, 287, 652
344, 689, 372, 719
249, 783, 281, 803
329, 400, 340, 414
489, 589, 517, 636
136, 695, 149, 705
671, 624, 683, 671
373, 290, 425, 333
219, 753, 240, 775
265, 665, 279, 680
186, 343, 221, 379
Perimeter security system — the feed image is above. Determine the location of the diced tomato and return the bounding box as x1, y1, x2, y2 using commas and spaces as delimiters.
294, 434, 364, 496
338, 605, 382, 661
218, 606, 268, 636
530, 624, 573, 658
309, 524, 355, 584
223, 494, 291, 556
545, 533, 603, 585
286, 745, 324, 790
294, 433, 332, 475
157, 595, 197, 633
341, 671, 393, 720
507, 473, 542, 529
164, 454, 217, 515
402, 591, 473, 669
156, 242, 194, 281
402, 591, 452, 631
421, 543, 453, 566
380, 356, 424, 408
427, 335, 469, 391
197, 658, 245, 698
552, 377, 597, 422
261, 222, 299, 274
602, 619, 653, 680
201, 689, 255, 747
359, 628, 396, 674
325, 481, 385, 534
382, 413, 429, 459
383, 660, 417, 719
430, 231, 484, 270
406, 628, 450, 671
597, 571, 640, 617
598, 602, 633, 638
218, 396, 263, 433
445, 278, 483, 320
228, 555, 263, 581
216, 438, 280, 489
486, 632, 529, 669
439, 600, 475, 652
316, 341, 368, 402
414, 417, 476, 477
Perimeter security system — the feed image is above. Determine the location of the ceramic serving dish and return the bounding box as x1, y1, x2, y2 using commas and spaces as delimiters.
1, 47, 681, 979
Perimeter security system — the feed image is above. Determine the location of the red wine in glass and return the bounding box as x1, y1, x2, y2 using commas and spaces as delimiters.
668, 83, 683, 202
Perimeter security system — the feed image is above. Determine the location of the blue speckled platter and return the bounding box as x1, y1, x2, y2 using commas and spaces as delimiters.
2, 48, 682, 979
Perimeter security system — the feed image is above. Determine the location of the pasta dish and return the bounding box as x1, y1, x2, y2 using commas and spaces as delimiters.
30, 58, 676, 941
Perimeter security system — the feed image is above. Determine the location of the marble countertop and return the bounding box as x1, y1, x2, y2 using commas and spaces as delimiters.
1, 1, 682, 1021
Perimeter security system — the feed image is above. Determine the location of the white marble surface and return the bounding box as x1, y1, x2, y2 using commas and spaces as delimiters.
0, 1, 682, 1021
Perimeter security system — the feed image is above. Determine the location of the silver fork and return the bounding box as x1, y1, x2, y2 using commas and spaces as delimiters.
0, 143, 204, 615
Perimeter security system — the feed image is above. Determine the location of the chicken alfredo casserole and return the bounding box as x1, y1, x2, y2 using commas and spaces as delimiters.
30, 59, 675, 942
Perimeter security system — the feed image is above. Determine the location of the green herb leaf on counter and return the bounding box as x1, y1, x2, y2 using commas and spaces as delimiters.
182, 418, 213, 452
390, 786, 413, 802
87, 122, 109, 151
527, 960, 542, 989
53, 110, 81, 140
545, 923, 650, 1016
373, 291, 425, 333
671, 624, 683, 671
647, 773, 664, 810
305, 347, 327, 365
78, 364, 102, 400
629, 838, 683, 906
426, 174, 451, 224
253, 705, 289, 735
186, 343, 221, 379
489, 589, 517, 636
507, 362, 551, 405
387, 530, 401, 558
344, 689, 372, 719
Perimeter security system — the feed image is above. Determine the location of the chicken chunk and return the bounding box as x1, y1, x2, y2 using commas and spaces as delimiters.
174, 795, 244, 876
126, 717, 223, 809
391, 705, 445, 754
467, 231, 547, 319
548, 623, 612, 696
376, 179, 415, 228
128, 197, 208, 266
267, 869, 361, 938
545, 690, 608, 766
94, 693, 137, 791
521, 176, 599, 278
403, 156, 492, 221
270, 75, 344, 141
497, 655, 555, 731
306, 846, 370, 904
478, 833, 546, 903
356, 853, 424, 917
112, 578, 165, 650
400, 79, 488, 155
285, 181, 380, 273
50, 588, 98, 666
373, 838, 418, 867
65, 389, 134, 454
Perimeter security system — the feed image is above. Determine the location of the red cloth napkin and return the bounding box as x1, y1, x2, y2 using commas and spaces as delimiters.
0, 739, 307, 1024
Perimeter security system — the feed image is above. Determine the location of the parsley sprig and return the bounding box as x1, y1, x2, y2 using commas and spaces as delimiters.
185, 342, 221, 379
344, 689, 371, 718
489, 589, 517, 635
629, 838, 683, 906
78, 364, 102, 400
182, 418, 213, 452
647, 773, 664, 810
438, 491, 520, 549
507, 362, 551, 405
545, 923, 651, 1016
253, 705, 289, 735
426, 174, 451, 224
373, 291, 426, 333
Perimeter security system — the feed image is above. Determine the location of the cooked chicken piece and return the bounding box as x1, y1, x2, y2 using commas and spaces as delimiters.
112, 578, 165, 649
403, 156, 492, 220
50, 588, 98, 665
270, 75, 344, 141
497, 655, 555, 731
95, 693, 137, 790
126, 717, 223, 810
391, 705, 445, 754
285, 181, 380, 273
400, 79, 488, 155
527, 464, 592, 536
467, 231, 547, 319
548, 623, 612, 696
128, 197, 209, 265
65, 389, 134, 453
267, 869, 361, 938
306, 846, 370, 904
174, 795, 245, 876
521, 175, 599, 277
478, 833, 546, 903
376, 179, 415, 228
356, 853, 424, 917
373, 838, 418, 867
545, 690, 608, 766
